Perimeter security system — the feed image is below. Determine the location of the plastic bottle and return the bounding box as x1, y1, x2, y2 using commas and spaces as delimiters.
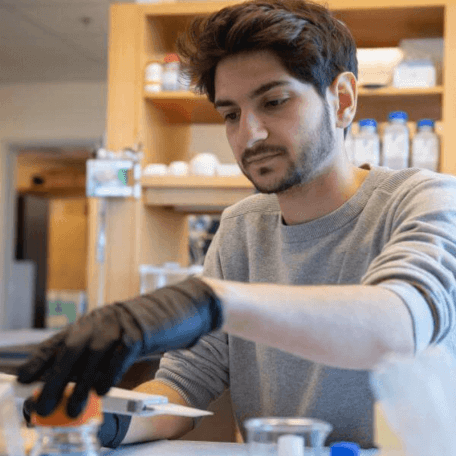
29, 386, 102, 456
162, 53, 181, 91
344, 124, 355, 164
353, 119, 381, 167
411, 119, 440, 172
382, 111, 410, 169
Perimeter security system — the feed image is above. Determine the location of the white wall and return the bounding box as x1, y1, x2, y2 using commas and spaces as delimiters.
0, 81, 107, 141
0, 80, 107, 330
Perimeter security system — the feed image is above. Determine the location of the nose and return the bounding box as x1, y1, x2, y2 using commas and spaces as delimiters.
239, 111, 268, 150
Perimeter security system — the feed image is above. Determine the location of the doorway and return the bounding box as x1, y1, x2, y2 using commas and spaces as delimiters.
11, 145, 94, 329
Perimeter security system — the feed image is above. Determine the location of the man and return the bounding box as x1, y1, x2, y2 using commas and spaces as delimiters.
19, 0, 456, 450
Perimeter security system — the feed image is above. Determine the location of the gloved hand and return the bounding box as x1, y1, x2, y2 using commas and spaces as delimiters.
17, 277, 223, 418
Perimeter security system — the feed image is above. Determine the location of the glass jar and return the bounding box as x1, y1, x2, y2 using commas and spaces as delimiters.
30, 386, 102, 456
144, 61, 163, 93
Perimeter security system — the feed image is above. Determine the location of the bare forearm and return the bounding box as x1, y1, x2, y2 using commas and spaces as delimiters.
122, 380, 194, 444
204, 279, 417, 370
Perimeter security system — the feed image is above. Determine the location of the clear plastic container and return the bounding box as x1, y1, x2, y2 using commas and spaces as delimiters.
382, 111, 410, 169
30, 386, 102, 456
244, 417, 332, 456
411, 119, 440, 172
353, 119, 381, 167
139, 262, 204, 294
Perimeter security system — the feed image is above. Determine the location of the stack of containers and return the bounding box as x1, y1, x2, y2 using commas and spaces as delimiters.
144, 53, 190, 93
345, 112, 440, 172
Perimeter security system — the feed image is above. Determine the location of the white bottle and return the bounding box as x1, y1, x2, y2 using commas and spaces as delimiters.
411, 119, 440, 172
353, 119, 381, 167
382, 111, 410, 169
344, 123, 355, 164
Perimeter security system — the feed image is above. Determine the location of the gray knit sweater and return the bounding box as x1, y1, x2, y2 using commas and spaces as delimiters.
155, 166, 456, 448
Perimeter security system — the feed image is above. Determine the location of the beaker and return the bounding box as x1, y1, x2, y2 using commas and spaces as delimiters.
244, 417, 332, 456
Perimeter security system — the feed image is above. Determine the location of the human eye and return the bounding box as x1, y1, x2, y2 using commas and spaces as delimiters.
222, 111, 240, 123
264, 97, 288, 109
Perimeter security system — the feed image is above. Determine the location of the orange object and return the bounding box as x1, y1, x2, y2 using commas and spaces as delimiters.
164, 53, 180, 63
30, 385, 102, 427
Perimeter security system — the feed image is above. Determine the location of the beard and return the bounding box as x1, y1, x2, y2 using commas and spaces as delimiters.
240, 102, 335, 194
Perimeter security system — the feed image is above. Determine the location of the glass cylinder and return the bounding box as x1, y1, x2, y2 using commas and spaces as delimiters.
244, 417, 332, 456
30, 423, 100, 456
30, 386, 102, 456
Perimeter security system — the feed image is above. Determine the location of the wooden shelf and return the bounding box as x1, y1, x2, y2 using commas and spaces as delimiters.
140, 1, 444, 55
358, 86, 443, 96
145, 86, 444, 124
142, 175, 254, 211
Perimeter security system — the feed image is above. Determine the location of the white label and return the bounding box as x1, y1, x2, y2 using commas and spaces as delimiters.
354, 135, 380, 167
383, 132, 409, 169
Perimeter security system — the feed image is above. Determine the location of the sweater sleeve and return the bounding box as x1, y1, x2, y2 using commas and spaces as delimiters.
154, 229, 230, 411
361, 172, 456, 353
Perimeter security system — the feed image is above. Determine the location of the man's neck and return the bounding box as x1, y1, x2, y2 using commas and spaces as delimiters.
277, 164, 369, 226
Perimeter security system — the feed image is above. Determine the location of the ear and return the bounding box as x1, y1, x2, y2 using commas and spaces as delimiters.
327, 72, 357, 129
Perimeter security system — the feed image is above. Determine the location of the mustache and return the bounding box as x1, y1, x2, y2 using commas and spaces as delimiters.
241, 145, 287, 166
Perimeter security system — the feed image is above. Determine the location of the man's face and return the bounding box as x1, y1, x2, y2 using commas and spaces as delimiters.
214, 50, 337, 194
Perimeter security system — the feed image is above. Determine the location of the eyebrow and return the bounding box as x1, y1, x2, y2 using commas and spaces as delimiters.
214, 80, 291, 109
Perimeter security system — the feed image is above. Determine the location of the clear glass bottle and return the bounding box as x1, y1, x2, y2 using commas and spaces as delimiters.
382, 111, 410, 169
30, 387, 102, 456
353, 119, 381, 167
411, 119, 440, 172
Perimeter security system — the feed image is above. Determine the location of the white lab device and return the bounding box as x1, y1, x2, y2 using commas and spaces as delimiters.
0, 373, 212, 418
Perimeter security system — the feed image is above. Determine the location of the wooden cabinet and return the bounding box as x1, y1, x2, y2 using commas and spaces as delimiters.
90, 0, 456, 308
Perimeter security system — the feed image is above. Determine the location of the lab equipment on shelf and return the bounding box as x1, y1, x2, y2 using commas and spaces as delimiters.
382, 111, 410, 170
353, 119, 381, 167
139, 263, 204, 294
411, 119, 440, 172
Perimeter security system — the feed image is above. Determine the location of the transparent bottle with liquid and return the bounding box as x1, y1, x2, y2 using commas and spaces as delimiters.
382, 111, 410, 169
353, 119, 381, 167
411, 119, 440, 172
29, 387, 102, 456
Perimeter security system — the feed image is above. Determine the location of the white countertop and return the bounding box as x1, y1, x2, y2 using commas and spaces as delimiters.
103, 440, 401, 456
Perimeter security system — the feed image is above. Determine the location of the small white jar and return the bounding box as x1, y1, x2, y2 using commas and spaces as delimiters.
144, 61, 163, 93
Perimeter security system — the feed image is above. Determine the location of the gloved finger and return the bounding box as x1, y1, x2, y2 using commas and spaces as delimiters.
33, 344, 85, 416
17, 331, 67, 384
22, 396, 36, 423
66, 347, 111, 418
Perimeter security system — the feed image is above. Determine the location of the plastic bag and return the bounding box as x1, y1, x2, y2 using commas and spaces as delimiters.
370, 344, 456, 456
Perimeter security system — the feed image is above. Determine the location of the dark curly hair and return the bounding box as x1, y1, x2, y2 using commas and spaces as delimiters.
177, 0, 358, 106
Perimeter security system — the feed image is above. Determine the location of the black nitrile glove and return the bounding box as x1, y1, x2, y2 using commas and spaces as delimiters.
23, 397, 131, 448
17, 277, 223, 419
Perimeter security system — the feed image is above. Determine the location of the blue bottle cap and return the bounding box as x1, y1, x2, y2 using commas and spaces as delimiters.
417, 119, 434, 128
330, 441, 360, 456
358, 119, 377, 128
388, 111, 408, 121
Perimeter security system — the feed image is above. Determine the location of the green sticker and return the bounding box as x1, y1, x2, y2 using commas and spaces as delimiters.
48, 301, 77, 323
118, 169, 128, 185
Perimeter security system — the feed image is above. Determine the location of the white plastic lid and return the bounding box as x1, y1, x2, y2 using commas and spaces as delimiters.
278, 434, 305, 456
